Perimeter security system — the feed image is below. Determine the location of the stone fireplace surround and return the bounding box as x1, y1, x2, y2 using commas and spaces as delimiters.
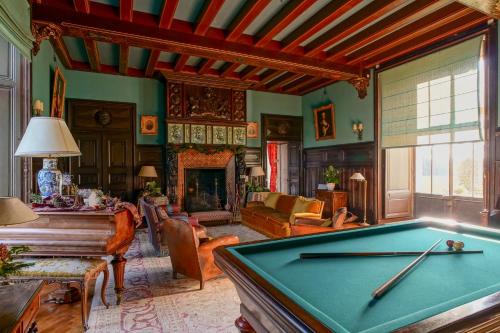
176, 149, 235, 211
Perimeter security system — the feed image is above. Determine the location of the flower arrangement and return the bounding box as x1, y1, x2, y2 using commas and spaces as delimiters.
142, 181, 162, 197
324, 165, 340, 191
0, 244, 33, 278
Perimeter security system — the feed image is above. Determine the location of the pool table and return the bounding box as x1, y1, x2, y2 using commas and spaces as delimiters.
214, 220, 500, 333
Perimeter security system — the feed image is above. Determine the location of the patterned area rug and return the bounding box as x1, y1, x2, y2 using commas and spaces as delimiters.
87, 224, 267, 333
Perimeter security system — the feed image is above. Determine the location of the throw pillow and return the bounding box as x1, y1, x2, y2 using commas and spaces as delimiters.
289, 196, 314, 224
264, 192, 282, 209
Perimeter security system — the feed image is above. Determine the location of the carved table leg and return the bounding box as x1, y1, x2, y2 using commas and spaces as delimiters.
111, 254, 127, 305
235, 315, 256, 333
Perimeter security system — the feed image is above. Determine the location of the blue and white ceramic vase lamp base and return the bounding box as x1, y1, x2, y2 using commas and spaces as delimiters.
37, 158, 62, 198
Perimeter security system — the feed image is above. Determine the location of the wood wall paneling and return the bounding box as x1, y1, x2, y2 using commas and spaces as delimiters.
135, 145, 165, 195
304, 142, 375, 223
244, 147, 262, 167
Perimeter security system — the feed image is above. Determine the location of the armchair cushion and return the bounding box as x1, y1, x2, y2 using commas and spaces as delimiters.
289, 197, 322, 224
263, 192, 282, 209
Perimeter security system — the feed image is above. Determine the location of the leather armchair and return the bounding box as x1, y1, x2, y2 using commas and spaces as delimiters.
163, 217, 239, 289
292, 207, 348, 236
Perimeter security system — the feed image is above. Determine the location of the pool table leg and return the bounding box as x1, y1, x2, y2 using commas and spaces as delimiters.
235, 315, 256, 333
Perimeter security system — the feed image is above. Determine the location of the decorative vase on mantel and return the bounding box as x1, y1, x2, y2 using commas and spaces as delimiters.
37, 158, 62, 198
326, 183, 336, 191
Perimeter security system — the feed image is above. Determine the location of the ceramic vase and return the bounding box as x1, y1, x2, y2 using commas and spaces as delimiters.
326, 183, 336, 191
37, 158, 62, 198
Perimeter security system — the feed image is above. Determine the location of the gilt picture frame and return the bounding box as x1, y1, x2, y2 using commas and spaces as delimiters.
140, 115, 158, 135
50, 67, 66, 118
313, 104, 336, 141
247, 122, 258, 138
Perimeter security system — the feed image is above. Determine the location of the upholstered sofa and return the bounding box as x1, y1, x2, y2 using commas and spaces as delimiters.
240, 193, 324, 238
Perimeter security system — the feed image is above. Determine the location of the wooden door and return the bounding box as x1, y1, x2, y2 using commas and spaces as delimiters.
288, 141, 302, 195
68, 99, 135, 200
384, 147, 412, 218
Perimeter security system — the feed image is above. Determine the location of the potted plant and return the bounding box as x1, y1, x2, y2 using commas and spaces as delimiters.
0, 244, 33, 281
324, 165, 340, 191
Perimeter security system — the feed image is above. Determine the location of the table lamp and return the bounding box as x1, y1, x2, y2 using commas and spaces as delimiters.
138, 166, 158, 179
250, 166, 265, 186
0, 197, 39, 225
15, 117, 81, 198
350, 172, 367, 224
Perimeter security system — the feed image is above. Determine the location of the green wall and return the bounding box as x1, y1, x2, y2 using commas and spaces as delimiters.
32, 40, 165, 145
302, 75, 374, 149
246, 90, 302, 147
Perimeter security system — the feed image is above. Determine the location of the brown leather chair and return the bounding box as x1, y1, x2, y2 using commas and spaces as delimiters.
163, 217, 239, 289
292, 207, 355, 235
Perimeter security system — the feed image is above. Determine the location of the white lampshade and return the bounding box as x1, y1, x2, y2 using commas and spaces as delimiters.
350, 172, 366, 181
0, 197, 39, 226
15, 117, 81, 157
250, 166, 265, 177
138, 165, 158, 178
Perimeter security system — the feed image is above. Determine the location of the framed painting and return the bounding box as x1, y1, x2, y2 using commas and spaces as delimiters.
247, 122, 258, 138
313, 103, 336, 140
140, 116, 158, 135
233, 127, 246, 145
50, 67, 66, 118
191, 124, 206, 144
213, 126, 227, 144
167, 123, 184, 144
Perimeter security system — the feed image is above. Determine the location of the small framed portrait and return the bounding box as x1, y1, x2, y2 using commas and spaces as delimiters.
167, 123, 184, 144
140, 115, 158, 135
247, 122, 258, 138
191, 124, 206, 144
213, 126, 227, 144
50, 67, 66, 118
313, 103, 336, 140
233, 127, 246, 145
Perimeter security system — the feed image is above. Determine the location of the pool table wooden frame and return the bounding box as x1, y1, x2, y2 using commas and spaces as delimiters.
214, 221, 500, 333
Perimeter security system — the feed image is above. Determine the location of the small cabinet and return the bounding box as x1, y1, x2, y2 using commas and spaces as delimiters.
315, 190, 348, 218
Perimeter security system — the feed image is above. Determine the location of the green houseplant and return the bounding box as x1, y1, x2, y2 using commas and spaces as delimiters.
324, 165, 340, 191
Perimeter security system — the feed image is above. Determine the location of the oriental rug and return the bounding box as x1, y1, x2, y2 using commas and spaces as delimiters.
87, 225, 266, 333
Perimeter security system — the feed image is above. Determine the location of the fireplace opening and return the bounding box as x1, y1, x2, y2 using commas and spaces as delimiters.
184, 168, 227, 212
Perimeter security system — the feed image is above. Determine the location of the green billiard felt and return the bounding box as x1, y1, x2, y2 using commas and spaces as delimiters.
228, 220, 500, 333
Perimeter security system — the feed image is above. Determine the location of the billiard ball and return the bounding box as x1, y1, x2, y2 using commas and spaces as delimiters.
446, 240, 454, 248
453, 241, 465, 251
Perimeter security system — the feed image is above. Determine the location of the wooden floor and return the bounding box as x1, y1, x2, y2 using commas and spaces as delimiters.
36, 282, 95, 333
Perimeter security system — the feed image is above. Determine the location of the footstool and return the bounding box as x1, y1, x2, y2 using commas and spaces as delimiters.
190, 210, 234, 226
9, 258, 110, 331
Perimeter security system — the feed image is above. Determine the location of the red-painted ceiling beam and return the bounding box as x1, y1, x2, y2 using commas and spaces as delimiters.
195, 0, 225, 35
120, 0, 133, 22
83, 38, 101, 72
300, 78, 336, 96
220, 62, 240, 78
305, 0, 406, 56
197, 59, 217, 75
326, 0, 441, 61
226, 0, 270, 42
119, 44, 129, 75
145, 49, 161, 77
51, 37, 73, 69
281, 0, 362, 53
239, 66, 261, 81
73, 0, 90, 13
159, 0, 179, 29
346, 4, 475, 65
363, 12, 488, 68
255, 0, 316, 47
174, 54, 190, 72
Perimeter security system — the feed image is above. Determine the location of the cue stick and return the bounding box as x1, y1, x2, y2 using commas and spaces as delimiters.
372, 239, 442, 299
299, 250, 482, 259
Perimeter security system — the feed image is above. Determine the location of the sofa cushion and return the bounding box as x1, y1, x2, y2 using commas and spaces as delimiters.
266, 211, 290, 223
252, 206, 278, 219
264, 192, 282, 209
289, 197, 319, 223
275, 195, 297, 214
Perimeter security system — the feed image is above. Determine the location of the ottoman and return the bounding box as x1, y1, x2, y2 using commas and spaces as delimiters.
190, 210, 234, 226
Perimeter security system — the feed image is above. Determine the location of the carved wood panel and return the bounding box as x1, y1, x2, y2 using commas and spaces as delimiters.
166, 81, 246, 124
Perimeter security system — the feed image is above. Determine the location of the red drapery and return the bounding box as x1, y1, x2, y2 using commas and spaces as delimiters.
267, 143, 278, 192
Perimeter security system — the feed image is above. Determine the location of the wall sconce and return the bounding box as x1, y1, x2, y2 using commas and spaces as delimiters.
352, 121, 363, 140
33, 99, 44, 116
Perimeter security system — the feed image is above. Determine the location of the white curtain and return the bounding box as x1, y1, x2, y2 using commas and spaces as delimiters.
380, 36, 483, 148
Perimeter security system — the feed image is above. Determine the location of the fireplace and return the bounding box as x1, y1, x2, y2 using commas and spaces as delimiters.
184, 168, 227, 212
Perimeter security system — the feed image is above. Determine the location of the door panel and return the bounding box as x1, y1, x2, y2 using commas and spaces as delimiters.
71, 133, 102, 190
288, 141, 302, 195
103, 134, 133, 199
385, 147, 412, 218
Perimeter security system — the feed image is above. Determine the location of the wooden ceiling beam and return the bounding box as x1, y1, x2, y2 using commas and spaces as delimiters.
159, 0, 180, 29
83, 38, 101, 72
266, 72, 303, 90
145, 49, 161, 77
174, 54, 190, 72
326, 0, 443, 61
457, 0, 500, 19
120, 0, 133, 22
51, 36, 73, 69
299, 78, 336, 96
119, 44, 129, 75
226, 0, 270, 42
281, 0, 362, 53
73, 0, 90, 13
283, 76, 319, 94
194, 0, 225, 35
160, 70, 253, 90
197, 59, 216, 75
220, 62, 240, 78
363, 12, 488, 68
253, 69, 286, 88
305, 0, 407, 56
255, 0, 316, 47
239, 66, 261, 81
346, 4, 476, 65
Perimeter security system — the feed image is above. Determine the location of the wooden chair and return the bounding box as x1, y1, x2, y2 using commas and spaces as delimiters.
162, 217, 239, 289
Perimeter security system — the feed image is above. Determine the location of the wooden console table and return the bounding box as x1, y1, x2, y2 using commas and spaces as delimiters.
0, 280, 43, 333
0, 209, 135, 304
315, 190, 348, 218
